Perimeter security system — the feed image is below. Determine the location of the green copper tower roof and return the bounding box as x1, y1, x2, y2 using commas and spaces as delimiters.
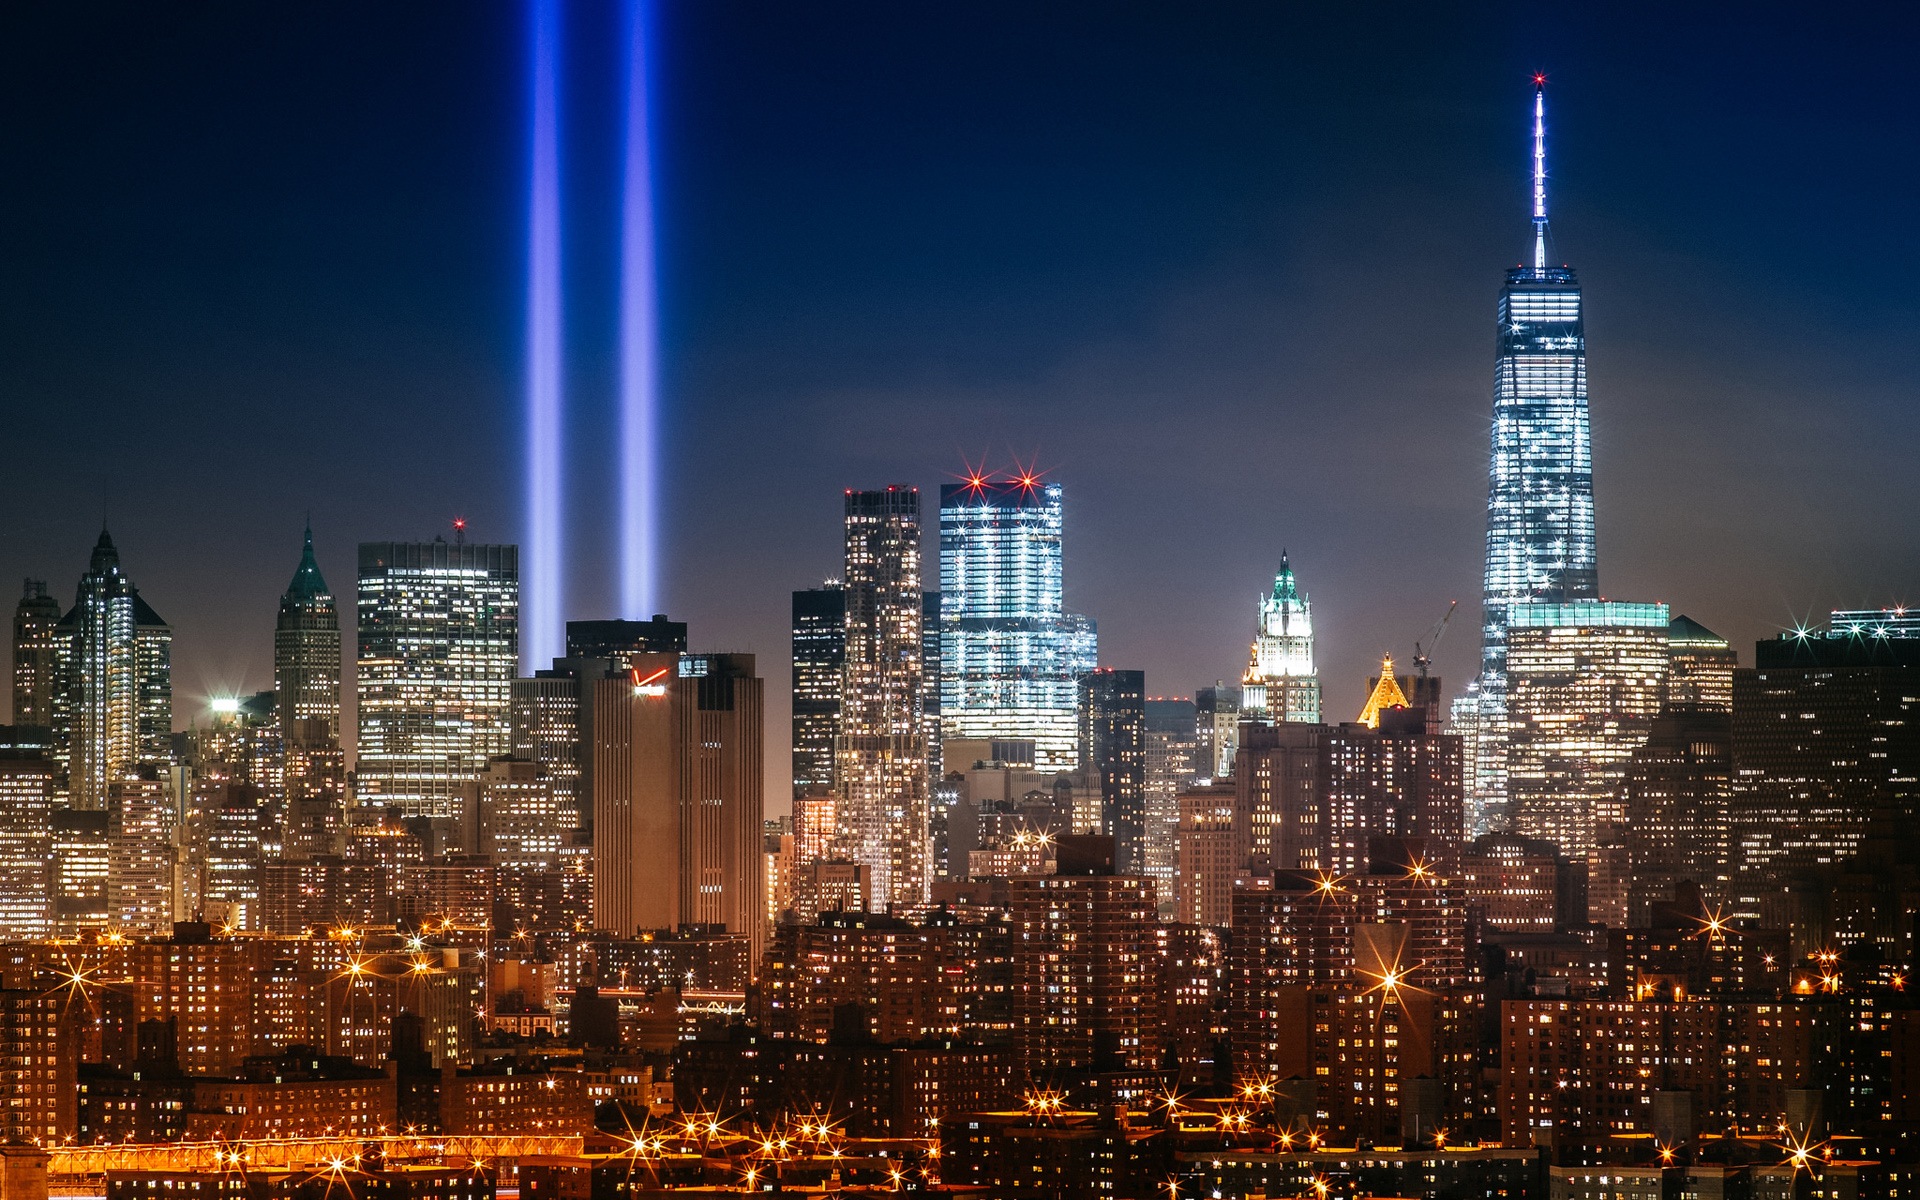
283, 525, 332, 603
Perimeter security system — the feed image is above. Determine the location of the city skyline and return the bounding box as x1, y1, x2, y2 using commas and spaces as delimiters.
6, 7, 1920, 1187
5, 5, 1920, 810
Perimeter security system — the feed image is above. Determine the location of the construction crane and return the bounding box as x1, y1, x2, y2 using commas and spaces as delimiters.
1412, 601, 1458, 679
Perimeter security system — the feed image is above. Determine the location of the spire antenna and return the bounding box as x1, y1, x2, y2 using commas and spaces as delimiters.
1531, 76, 1549, 272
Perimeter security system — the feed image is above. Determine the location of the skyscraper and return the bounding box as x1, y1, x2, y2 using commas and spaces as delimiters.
511, 659, 608, 832
1323, 706, 1466, 875
791, 585, 845, 794
12, 580, 61, 729
1622, 708, 1732, 924
55, 530, 173, 809
49, 808, 108, 937
837, 487, 929, 909
1730, 616, 1920, 919
1009, 837, 1160, 1075
1665, 615, 1737, 712
1505, 601, 1669, 857
509, 618, 686, 839
0, 756, 56, 939
1242, 553, 1320, 725
108, 766, 176, 935
1079, 668, 1146, 874
275, 526, 342, 736
1144, 698, 1200, 889
591, 651, 764, 963
939, 473, 1096, 772
1461, 81, 1600, 830
356, 536, 519, 818
276, 526, 344, 856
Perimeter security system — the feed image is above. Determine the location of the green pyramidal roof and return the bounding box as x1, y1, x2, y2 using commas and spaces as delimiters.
284, 526, 332, 602
1667, 613, 1727, 648
1270, 550, 1301, 602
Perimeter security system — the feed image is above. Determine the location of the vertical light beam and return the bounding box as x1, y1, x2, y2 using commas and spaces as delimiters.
618, 0, 659, 619
525, 0, 564, 670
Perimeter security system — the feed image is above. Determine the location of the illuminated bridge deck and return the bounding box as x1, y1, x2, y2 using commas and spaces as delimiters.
49, 1133, 586, 1180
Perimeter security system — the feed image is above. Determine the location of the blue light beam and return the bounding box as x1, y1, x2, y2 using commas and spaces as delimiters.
524, 0, 564, 670
618, 0, 659, 619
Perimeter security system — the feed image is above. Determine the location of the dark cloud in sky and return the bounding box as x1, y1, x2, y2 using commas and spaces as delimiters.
4, 3, 1917, 807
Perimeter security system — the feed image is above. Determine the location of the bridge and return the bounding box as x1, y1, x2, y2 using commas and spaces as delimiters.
49, 1133, 586, 1180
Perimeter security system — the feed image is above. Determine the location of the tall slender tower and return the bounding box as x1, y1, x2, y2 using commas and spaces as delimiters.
277, 526, 345, 856
275, 526, 342, 737
836, 487, 928, 910
1460, 79, 1598, 830
55, 531, 172, 809
1241, 552, 1320, 725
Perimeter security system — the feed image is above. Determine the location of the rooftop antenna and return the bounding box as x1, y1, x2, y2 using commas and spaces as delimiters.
1531, 75, 1549, 272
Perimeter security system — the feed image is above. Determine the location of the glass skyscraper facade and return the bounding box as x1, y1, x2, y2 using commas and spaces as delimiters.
939, 475, 1096, 773
835, 488, 928, 909
1461, 83, 1599, 829
53, 530, 173, 810
1504, 601, 1669, 857
790, 584, 845, 795
356, 538, 519, 818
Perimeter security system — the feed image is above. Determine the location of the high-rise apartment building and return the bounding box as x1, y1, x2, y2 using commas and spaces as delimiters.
837, 488, 929, 910
1009, 837, 1160, 1075
182, 782, 264, 931
592, 652, 765, 963
1731, 618, 1920, 918
939, 474, 1096, 772
1144, 698, 1200, 889
12, 580, 61, 728
1079, 668, 1146, 874
1236, 722, 1327, 872
1175, 782, 1238, 928
791, 585, 845, 794
356, 537, 519, 817
1622, 709, 1732, 924
511, 656, 630, 835
50, 808, 109, 937
1456, 831, 1565, 933
0, 756, 56, 938
1505, 601, 1669, 857
108, 767, 176, 935
1242, 553, 1320, 725
473, 757, 569, 905
55, 531, 173, 809
1461, 83, 1600, 832
0, 989, 73, 1143
1323, 708, 1466, 875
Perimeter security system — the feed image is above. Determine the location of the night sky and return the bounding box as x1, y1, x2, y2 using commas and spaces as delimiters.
5, 4, 1918, 808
